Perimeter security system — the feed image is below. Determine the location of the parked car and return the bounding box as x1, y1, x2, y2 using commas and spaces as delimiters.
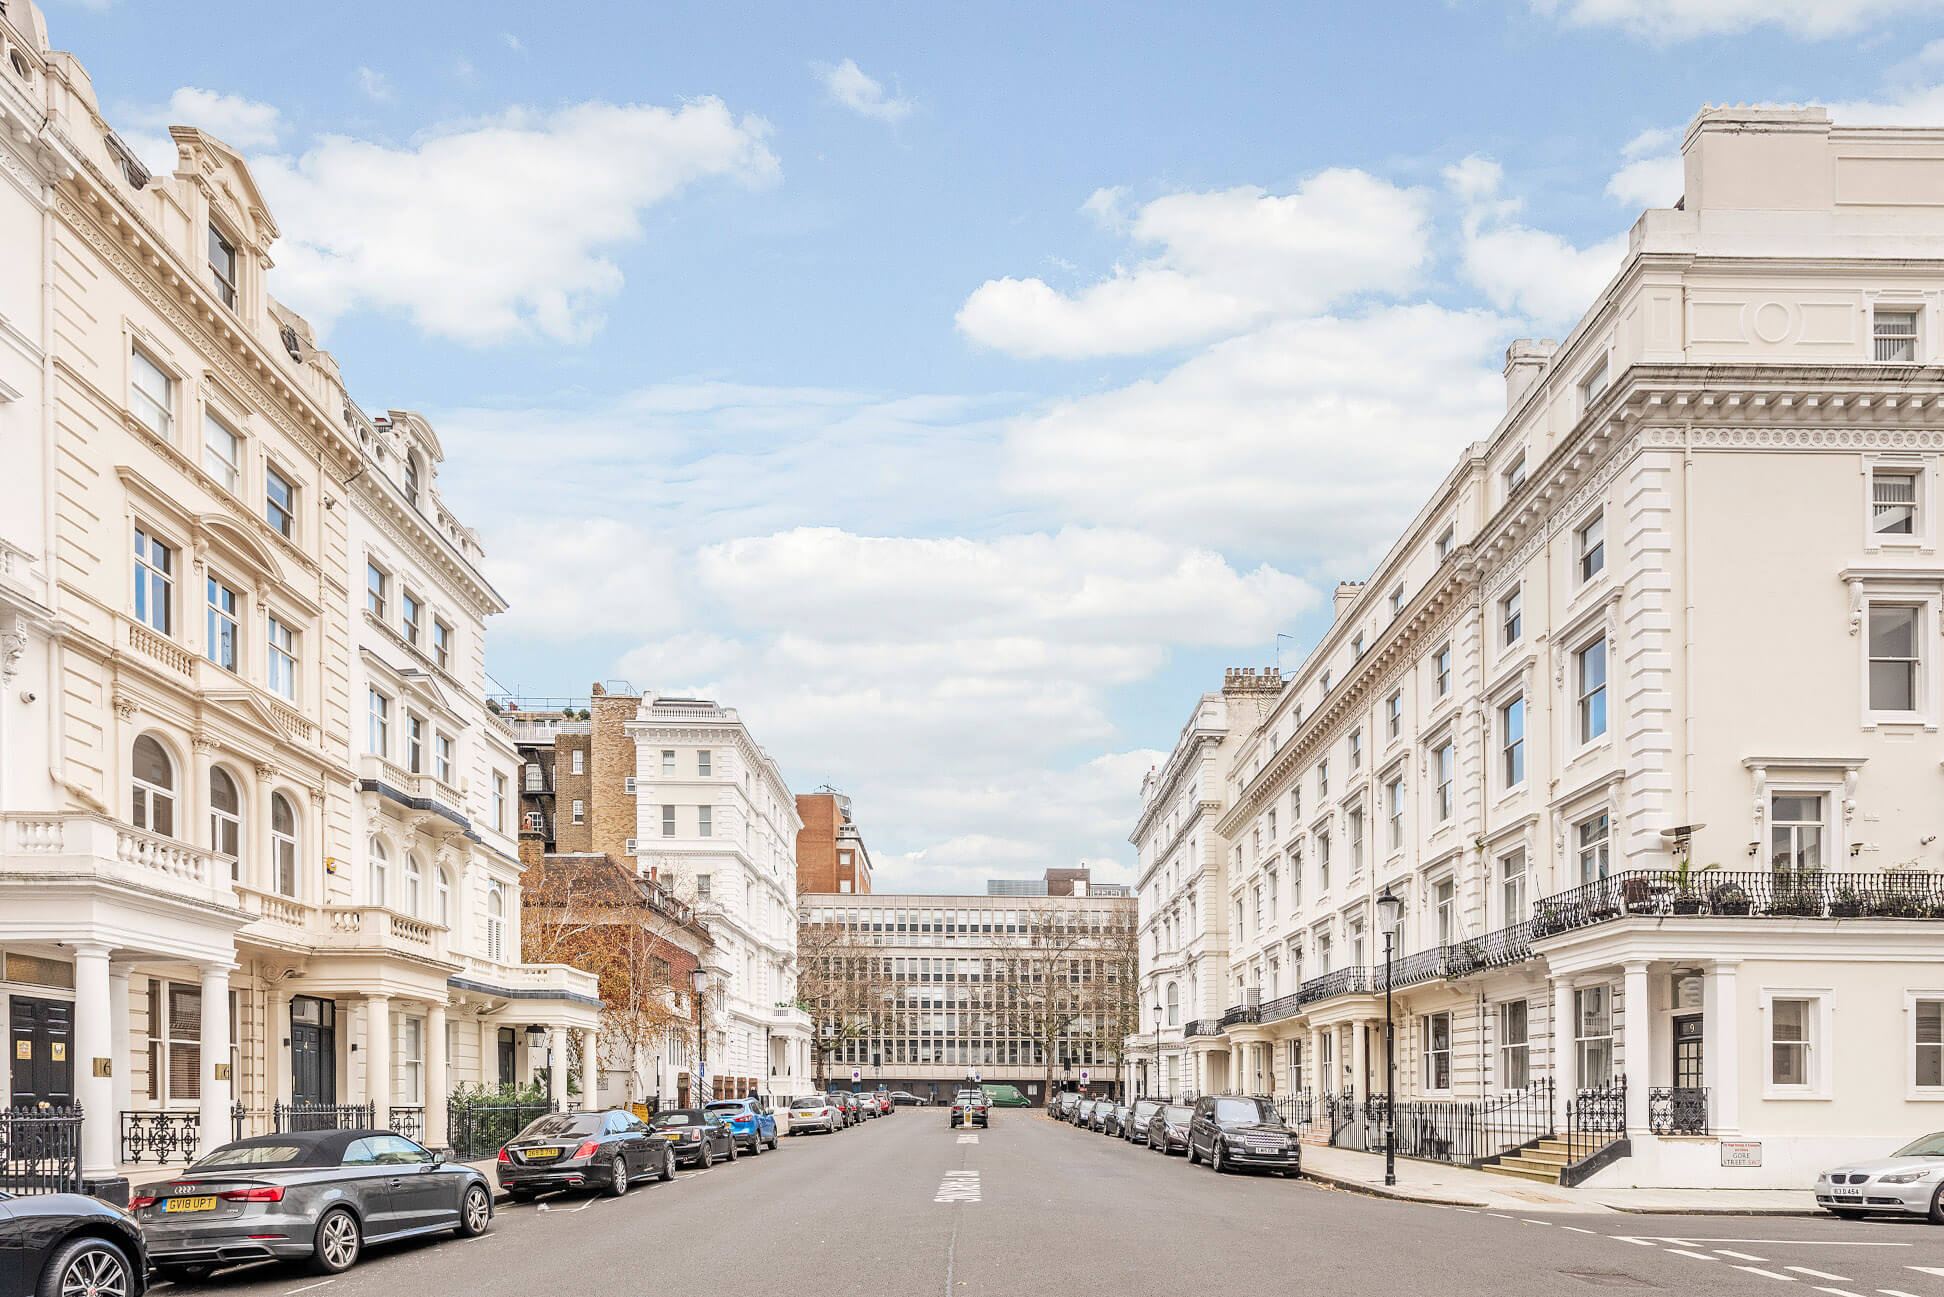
133, 1129, 491, 1279
497, 1109, 674, 1201
1072, 1098, 1097, 1127
1816, 1132, 1944, 1221
1124, 1098, 1163, 1143
981, 1083, 1031, 1108
785, 1096, 841, 1134
949, 1091, 990, 1128
1091, 1102, 1119, 1133
649, 1109, 738, 1167
1147, 1103, 1193, 1154
1101, 1103, 1134, 1136
828, 1093, 858, 1126
875, 1087, 896, 1114
847, 1092, 875, 1120
705, 1098, 780, 1153
890, 1091, 924, 1106
1185, 1094, 1301, 1175
1053, 1092, 1081, 1119
0, 1189, 148, 1297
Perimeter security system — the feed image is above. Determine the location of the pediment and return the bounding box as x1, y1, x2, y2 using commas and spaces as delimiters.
168, 126, 280, 248
198, 513, 283, 586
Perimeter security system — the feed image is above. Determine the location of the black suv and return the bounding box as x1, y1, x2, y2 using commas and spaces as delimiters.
1185, 1095, 1301, 1175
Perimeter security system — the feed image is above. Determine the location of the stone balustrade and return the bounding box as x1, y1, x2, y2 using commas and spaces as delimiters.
1, 812, 235, 907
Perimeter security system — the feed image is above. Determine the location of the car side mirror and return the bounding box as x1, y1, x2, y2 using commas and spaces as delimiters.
430, 1151, 446, 1167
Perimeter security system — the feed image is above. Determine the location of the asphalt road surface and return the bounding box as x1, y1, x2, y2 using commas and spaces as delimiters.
147, 1111, 1944, 1297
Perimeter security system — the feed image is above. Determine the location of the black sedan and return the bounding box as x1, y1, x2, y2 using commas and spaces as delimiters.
0, 1190, 148, 1297
1124, 1098, 1163, 1143
948, 1092, 989, 1128
133, 1129, 491, 1279
648, 1109, 738, 1167
497, 1110, 674, 1201
1146, 1103, 1192, 1153
1185, 1095, 1301, 1175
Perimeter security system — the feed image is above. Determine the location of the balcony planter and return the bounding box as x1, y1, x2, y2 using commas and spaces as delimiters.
1708, 882, 1751, 916
1670, 894, 1703, 915
1620, 876, 1656, 916
1770, 868, 1823, 917
1866, 890, 1925, 918
1830, 886, 1864, 918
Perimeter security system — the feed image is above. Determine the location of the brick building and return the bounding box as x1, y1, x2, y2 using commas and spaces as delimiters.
509, 683, 641, 863
795, 788, 873, 894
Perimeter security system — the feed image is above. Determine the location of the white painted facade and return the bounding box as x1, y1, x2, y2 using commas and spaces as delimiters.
625, 695, 812, 1101
1167, 105, 1944, 1188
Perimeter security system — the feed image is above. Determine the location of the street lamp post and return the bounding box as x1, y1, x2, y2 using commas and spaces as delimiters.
1376, 889, 1402, 1188
690, 967, 711, 1107
1152, 1003, 1163, 1101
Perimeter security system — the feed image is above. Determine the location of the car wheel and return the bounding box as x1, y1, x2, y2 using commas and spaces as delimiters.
1187, 1139, 1201, 1165
660, 1149, 676, 1182
1212, 1140, 1229, 1174
39, 1237, 134, 1297
456, 1183, 492, 1236
312, 1207, 362, 1275
606, 1154, 630, 1197
726, 1140, 738, 1162
767, 1133, 779, 1150
699, 1144, 713, 1169
749, 1133, 763, 1156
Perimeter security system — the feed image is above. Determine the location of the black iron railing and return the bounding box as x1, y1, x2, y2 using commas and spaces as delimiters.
275, 1101, 375, 1133
1322, 1082, 1555, 1168
1182, 1019, 1223, 1038
1259, 991, 1304, 1024
1391, 947, 1449, 987
1324, 1093, 1384, 1151
1533, 869, 1943, 937
1220, 1004, 1261, 1028
1562, 1078, 1629, 1185
120, 1111, 201, 1164
1471, 919, 1534, 969
1, 1105, 83, 1195
1298, 966, 1372, 1005
1274, 1092, 1316, 1127
387, 1106, 424, 1141
1648, 1086, 1708, 1135
447, 1094, 557, 1161
231, 1103, 272, 1142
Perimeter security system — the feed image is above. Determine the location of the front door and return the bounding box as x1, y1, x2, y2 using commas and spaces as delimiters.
291, 996, 336, 1105
9, 997, 74, 1108
497, 1028, 516, 1086
1673, 1014, 1704, 1088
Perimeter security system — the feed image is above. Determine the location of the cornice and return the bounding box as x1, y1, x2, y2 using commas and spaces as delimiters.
1130, 730, 1223, 845
350, 470, 503, 616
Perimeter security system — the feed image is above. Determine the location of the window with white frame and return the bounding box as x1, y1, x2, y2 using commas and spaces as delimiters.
265, 463, 296, 539
1868, 603, 1923, 716
492, 772, 507, 832
1434, 879, 1456, 946
1320, 669, 1332, 696
432, 619, 452, 670
1577, 638, 1608, 742
146, 979, 203, 1102
1499, 849, 1526, 924
1872, 466, 1921, 538
1436, 526, 1454, 562
1390, 584, 1405, 618
1502, 450, 1527, 496
435, 733, 453, 784
698, 749, 712, 776
1576, 811, 1609, 884
571, 798, 585, 824
366, 562, 388, 620
207, 223, 239, 308
486, 885, 506, 961
1290, 786, 1302, 820
367, 688, 391, 758
1317, 830, 1331, 891
571, 749, 585, 775
661, 750, 676, 776
1386, 777, 1404, 850
131, 735, 177, 837
209, 766, 241, 875
1253, 885, 1263, 931
401, 591, 422, 646
1577, 512, 1605, 583
134, 527, 174, 635
1348, 728, 1362, 771
271, 793, 298, 897
524, 763, 542, 792
205, 576, 239, 671
405, 714, 424, 773
1875, 307, 1919, 363
266, 613, 296, 700
1769, 793, 1825, 871
1580, 358, 1609, 405
1575, 986, 1613, 1086
1499, 1000, 1529, 1089
1501, 587, 1522, 647
696, 874, 712, 899
368, 839, 388, 907
1352, 633, 1365, 659
1317, 760, 1329, 798
1433, 740, 1454, 821
403, 1016, 424, 1102
1769, 996, 1815, 1089
1500, 695, 1525, 787
406, 855, 423, 916
1915, 998, 1943, 1089
1386, 690, 1403, 741
130, 347, 174, 438
1348, 807, 1364, 873
1434, 643, 1452, 697
661, 805, 676, 837
1423, 1012, 1452, 1090
203, 412, 242, 493
698, 805, 712, 837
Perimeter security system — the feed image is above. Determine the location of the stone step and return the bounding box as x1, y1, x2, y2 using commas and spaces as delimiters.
1480, 1158, 1564, 1183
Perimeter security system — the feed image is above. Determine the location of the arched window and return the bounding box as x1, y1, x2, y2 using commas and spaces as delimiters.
435, 869, 452, 929
131, 735, 176, 837
406, 855, 424, 916
369, 839, 389, 908
486, 885, 506, 962
209, 766, 241, 877
1166, 981, 1180, 1027
271, 793, 298, 897
404, 452, 422, 506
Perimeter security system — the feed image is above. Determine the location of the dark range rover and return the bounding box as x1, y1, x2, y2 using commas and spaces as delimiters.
1185, 1095, 1301, 1175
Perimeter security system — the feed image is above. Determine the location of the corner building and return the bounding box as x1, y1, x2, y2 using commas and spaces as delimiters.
1175, 105, 1944, 1189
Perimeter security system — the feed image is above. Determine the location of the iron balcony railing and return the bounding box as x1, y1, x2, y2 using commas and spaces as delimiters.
1, 1105, 83, 1195
275, 1102, 376, 1133
1562, 1078, 1629, 1185
1322, 1081, 1555, 1169
1648, 1086, 1709, 1136
1533, 869, 1943, 938
1219, 1003, 1261, 1028
1297, 966, 1371, 1005
1259, 991, 1304, 1024
1182, 1019, 1224, 1038
120, 1110, 202, 1165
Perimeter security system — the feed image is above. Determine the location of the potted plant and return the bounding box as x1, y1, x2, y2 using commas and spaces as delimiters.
1830, 885, 1864, 918
1670, 859, 1718, 915
1621, 875, 1655, 915
1771, 867, 1822, 917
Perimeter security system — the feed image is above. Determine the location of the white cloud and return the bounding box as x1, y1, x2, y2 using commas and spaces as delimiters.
502, 32, 523, 51
1606, 127, 1685, 208
813, 57, 914, 123
488, 518, 685, 643
957, 170, 1431, 359
1447, 154, 1627, 327
1529, 0, 1944, 39
355, 66, 391, 101
128, 86, 282, 153
248, 99, 778, 343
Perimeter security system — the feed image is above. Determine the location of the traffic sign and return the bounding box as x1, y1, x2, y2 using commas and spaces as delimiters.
852, 1069, 861, 1083
1080, 1069, 1090, 1083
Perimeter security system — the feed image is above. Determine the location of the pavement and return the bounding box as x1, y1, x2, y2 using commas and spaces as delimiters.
140, 1108, 1935, 1297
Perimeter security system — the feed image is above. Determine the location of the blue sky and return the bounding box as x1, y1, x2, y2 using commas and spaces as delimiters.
51, 0, 1944, 890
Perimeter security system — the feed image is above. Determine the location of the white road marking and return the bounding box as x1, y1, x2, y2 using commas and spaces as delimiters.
1787, 1268, 1854, 1283
1487, 1212, 1515, 1220
570, 1200, 598, 1212
1908, 1269, 1944, 1280
1811, 1288, 1865, 1297
1520, 1219, 1552, 1226
1612, 1236, 1661, 1247
933, 1170, 982, 1203
1879, 1289, 1926, 1297
1560, 1226, 1598, 1235
284, 1283, 336, 1296
1668, 1249, 1720, 1262
957, 1134, 979, 1144
1733, 1267, 1797, 1282
1655, 1240, 1908, 1249
1717, 1250, 1770, 1262
1456, 1208, 1479, 1214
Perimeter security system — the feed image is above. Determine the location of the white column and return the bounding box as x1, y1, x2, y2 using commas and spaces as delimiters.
108, 964, 133, 1128
74, 944, 116, 1182
270, 985, 295, 1107
425, 1002, 449, 1148
199, 964, 234, 1145
1704, 961, 1740, 1134
364, 995, 392, 1118
1622, 962, 1651, 1134
1308, 1027, 1322, 1094
578, 1028, 599, 1110
548, 1027, 568, 1110
1351, 1021, 1369, 1101
1551, 978, 1575, 1130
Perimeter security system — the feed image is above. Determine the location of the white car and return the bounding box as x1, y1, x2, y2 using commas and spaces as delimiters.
1816, 1132, 1944, 1221
785, 1096, 840, 1135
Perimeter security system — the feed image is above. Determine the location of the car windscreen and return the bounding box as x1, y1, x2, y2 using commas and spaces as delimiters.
1132, 1101, 1160, 1119
1893, 1132, 1944, 1157
651, 1113, 701, 1127
787, 1097, 824, 1107
1161, 1106, 1193, 1122
1213, 1098, 1279, 1125
514, 1113, 603, 1140
704, 1103, 745, 1114
190, 1142, 310, 1169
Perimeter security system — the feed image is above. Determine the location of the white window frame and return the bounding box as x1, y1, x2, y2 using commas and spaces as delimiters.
1498, 848, 1527, 926
1762, 989, 1832, 1100
266, 612, 297, 701
1386, 690, 1403, 743
1385, 776, 1405, 852
1435, 526, 1454, 562
1422, 1011, 1452, 1092
698, 750, 712, 776
203, 410, 243, 494
207, 222, 239, 309
265, 461, 297, 540
1907, 990, 1944, 1099
698, 805, 713, 837
1576, 510, 1605, 585
400, 590, 423, 646
1500, 586, 1522, 649
205, 574, 240, 672
571, 798, 585, 825
1502, 450, 1527, 497
1433, 643, 1452, 697
1866, 460, 1929, 548
661, 749, 676, 776
367, 688, 391, 759
133, 526, 175, 636
366, 562, 389, 621
1574, 985, 1613, 1088
1575, 635, 1609, 746
1432, 740, 1454, 821
130, 345, 175, 440
1575, 810, 1610, 885
571, 749, 585, 775
1873, 305, 1920, 363
1864, 597, 1932, 726
1389, 584, 1405, 618
1499, 693, 1526, 789
270, 792, 298, 898
1498, 1000, 1530, 1091
432, 619, 453, 670
1348, 728, 1362, 771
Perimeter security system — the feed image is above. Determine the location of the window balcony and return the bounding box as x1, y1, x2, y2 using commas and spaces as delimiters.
1296, 966, 1371, 1005
452, 950, 599, 1002
320, 904, 450, 960
0, 812, 236, 911
1532, 868, 1943, 937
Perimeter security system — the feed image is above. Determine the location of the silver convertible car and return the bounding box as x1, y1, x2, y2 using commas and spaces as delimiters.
132, 1129, 493, 1279
1817, 1132, 1944, 1221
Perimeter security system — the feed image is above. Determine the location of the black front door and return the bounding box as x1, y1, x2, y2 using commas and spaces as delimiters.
9, 997, 74, 1108
497, 1028, 516, 1085
1673, 1014, 1704, 1088
291, 996, 336, 1105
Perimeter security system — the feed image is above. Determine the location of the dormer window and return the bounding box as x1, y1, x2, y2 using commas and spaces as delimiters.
207, 224, 238, 309
405, 453, 422, 507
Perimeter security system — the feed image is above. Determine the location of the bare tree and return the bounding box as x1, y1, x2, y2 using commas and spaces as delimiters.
990, 900, 1120, 1103
795, 918, 898, 1087
1085, 908, 1142, 1081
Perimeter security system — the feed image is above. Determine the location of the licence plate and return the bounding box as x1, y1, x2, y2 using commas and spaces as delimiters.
165, 1196, 217, 1213
525, 1147, 560, 1160
1833, 1188, 1862, 1199
794, 1112, 816, 1118
661, 1132, 683, 1140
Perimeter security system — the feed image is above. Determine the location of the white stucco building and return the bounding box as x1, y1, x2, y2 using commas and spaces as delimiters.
1161, 104, 1944, 1188
625, 694, 813, 1103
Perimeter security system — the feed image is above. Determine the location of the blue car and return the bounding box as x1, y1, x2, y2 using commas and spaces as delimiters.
704, 1098, 779, 1154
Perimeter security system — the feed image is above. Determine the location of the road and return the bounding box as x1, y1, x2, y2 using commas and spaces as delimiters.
148, 1110, 1943, 1297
